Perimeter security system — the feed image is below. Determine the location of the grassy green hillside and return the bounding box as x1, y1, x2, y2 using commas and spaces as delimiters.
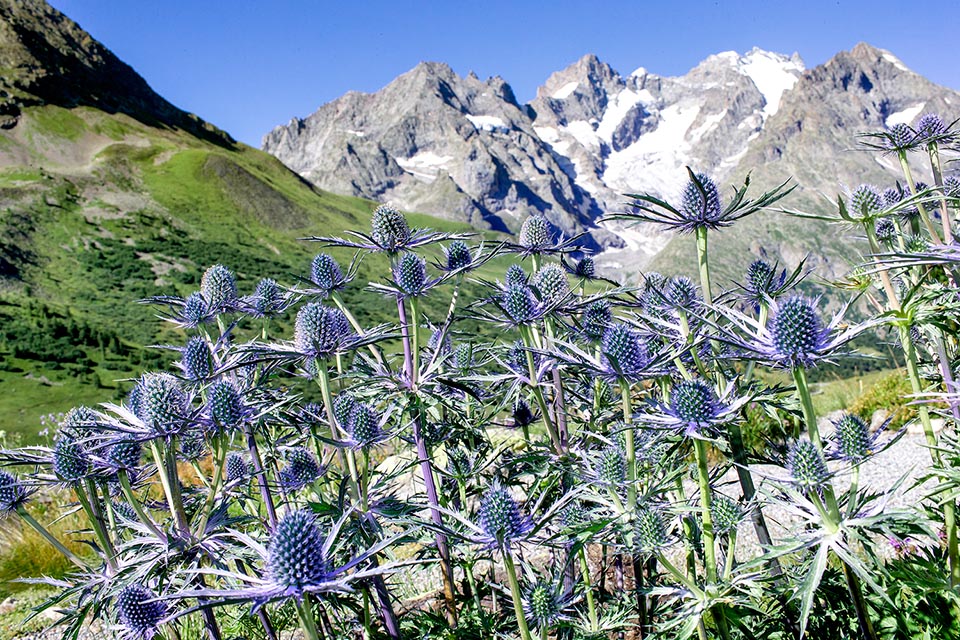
0, 104, 489, 441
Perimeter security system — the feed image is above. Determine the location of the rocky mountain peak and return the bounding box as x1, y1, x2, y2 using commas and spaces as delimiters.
0, 0, 231, 143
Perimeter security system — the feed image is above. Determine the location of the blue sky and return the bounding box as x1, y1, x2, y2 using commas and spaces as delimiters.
50, 1, 960, 147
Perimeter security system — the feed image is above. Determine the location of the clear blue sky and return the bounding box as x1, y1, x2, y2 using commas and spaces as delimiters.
49, 1, 960, 147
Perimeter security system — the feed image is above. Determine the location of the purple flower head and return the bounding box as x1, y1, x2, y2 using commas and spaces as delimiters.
501, 284, 540, 325
581, 299, 612, 342
769, 296, 830, 368
478, 482, 531, 547
849, 184, 883, 217
294, 303, 351, 358
225, 452, 250, 484
531, 263, 570, 305
134, 373, 188, 436
60, 406, 102, 438
53, 435, 91, 483
343, 402, 386, 449
601, 323, 651, 380
200, 264, 238, 313
116, 584, 167, 640
665, 276, 699, 310
505, 340, 542, 375
875, 217, 897, 245
0, 471, 28, 514
106, 440, 142, 472
667, 379, 725, 436
679, 171, 723, 230
443, 240, 472, 272
311, 253, 346, 296
180, 336, 213, 382
512, 397, 538, 429
206, 380, 247, 431
788, 439, 830, 490
831, 413, 876, 463
916, 113, 949, 143
518, 215, 552, 252
268, 510, 330, 599
371, 205, 412, 251
888, 123, 919, 152
279, 447, 323, 491
250, 277, 286, 317
392, 252, 429, 297
505, 263, 527, 287
181, 292, 211, 327
333, 394, 358, 429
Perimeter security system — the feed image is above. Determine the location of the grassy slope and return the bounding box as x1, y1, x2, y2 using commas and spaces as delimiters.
0, 104, 492, 441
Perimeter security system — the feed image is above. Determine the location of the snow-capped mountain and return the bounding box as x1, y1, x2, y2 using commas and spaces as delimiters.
262, 44, 959, 273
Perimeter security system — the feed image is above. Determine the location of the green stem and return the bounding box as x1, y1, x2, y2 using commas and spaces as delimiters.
503, 546, 533, 640
695, 227, 713, 305
898, 150, 942, 243
316, 359, 361, 503
196, 434, 226, 535
78, 479, 116, 569
578, 546, 599, 632
519, 325, 561, 451
16, 507, 88, 569
117, 470, 166, 541
723, 532, 737, 582
295, 598, 322, 640
656, 552, 704, 597
621, 381, 637, 510
927, 142, 954, 244
693, 439, 718, 584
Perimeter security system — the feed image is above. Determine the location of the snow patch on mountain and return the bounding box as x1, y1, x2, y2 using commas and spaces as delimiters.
740, 49, 803, 117
552, 81, 579, 99
886, 103, 925, 126
465, 114, 509, 132
395, 151, 453, 183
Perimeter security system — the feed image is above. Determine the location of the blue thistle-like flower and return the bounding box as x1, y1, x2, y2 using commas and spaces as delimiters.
453, 343, 474, 371
135, 373, 188, 435
574, 255, 595, 279
944, 175, 960, 201
502, 284, 539, 325
916, 113, 947, 143
333, 394, 358, 429
53, 435, 92, 483
311, 253, 346, 296
679, 171, 722, 230
393, 252, 428, 296
428, 328, 452, 356
268, 510, 330, 596
251, 278, 285, 317
875, 217, 897, 245
665, 276, 698, 310
116, 584, 167, 639
832, 413, 872, 463
0, 471, 27, 514
633, 506, 669, 556
745, 259, 775, 294
581, 299, 612, 342
225, 452, 250, 483
180, 336, 213, 382
207, 381, 246, 430
505, 340, 541, 375
559, 500, 589, 529
593, 444, 626, 486
601, 323, 650, 379
344, 402, 383, 448
279, 447, 323, 490
505, 264, 527, 287
523, 580, 567, 628
850, 185, 883, 217
888, 123, 918, 151
178, 433, 206, 461
181, 292, 209, 327
710, 495, 743, 536
788, 440, 830, 490
478, 482, 529, 546
769, 296, 827, 368
512, 397, 538, 429
294, 303, 351, 357
905, 234, 930, 253
107, 440, 142, 472
201, 264, 238, 312
112, 500, 138, 522
371, 205, 411, 251
443, 240, 472, 272
518, 215, 552, 252
668, 379, 724, 436
531, 264, 569, 305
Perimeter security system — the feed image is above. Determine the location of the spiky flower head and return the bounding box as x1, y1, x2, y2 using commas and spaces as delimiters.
0, 471, 27, 514
181, 336, 213, 382
311, 254, 345, 295
523, 580, 565, 628
453, 343, 474, 371
53, 435, 91, 483
518, 215, 552, 252
832, 413, 872, 463
888, 123, 917, 151
594, 444, 626, 486
182, 292, 209, 327
505, 263, 527, 287
512, 397, 537, 429
201, 264, 238, 312
581, 299, 612, 341
393, 252, 428, 296
502, 284, 539, 325
178, 433, 206, 461
107, 440, 142, 472
135, 373, 188, 435
875, 217, 897, 245
252, 278, 284, 316
225, 452, 250, 483
788, 440, 830, 490
294, 303, 350, 357
207, 381, 245, 430
710, 495, 743, 536
428, 329, 452, 356
905, 234, 930, 253
531, 264, 569, 304
444, 240, 472, 271
850, 185, 883, 217
679, 172, 722, 229
769, 296, 826, 368
560, 500, 588, 529
506, 340, 541, 375
116, 584, 167, 639
633, 506, 669, 556
745, 259, 775, 294
574, 255, 595, 279
112, 500, 138, 522
371, 205, 411, 251
333, 394, 358, 429
601, 323, 650, 379
669, 379, 723, 435
345, 402, 382, 448
944, 175, 960, 200
268, 510, 329, 595
916, 113, 947, 143
478, 482, 527, 546
279, 447, 323, 491
665, 276, 698, 309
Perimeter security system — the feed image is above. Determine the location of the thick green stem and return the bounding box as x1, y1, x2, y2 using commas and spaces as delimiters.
621, 381, 637, 509
927, 142, 954, 244
77, 480, 116, 570
519, 325, 561, 451
898, 150, 941, 243
695, 227, 713, 305
692, 440, 718, 584
792, 367, 841, 518
503, 547, 533, 640
578, 547, 599, 631
723, 532, 737, 582
295, 598, 322, 640
195, 435, 226, 535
